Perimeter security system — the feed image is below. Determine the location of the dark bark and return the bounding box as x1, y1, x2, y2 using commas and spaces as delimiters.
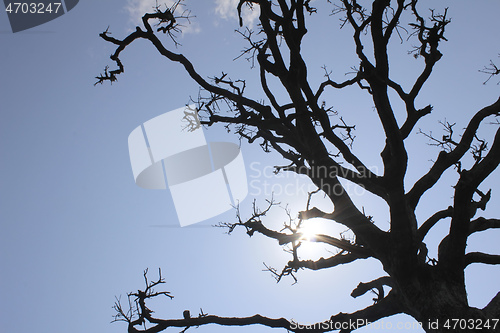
99, 1, 500, 332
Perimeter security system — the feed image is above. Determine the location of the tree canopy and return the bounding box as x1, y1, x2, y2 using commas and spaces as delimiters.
98, 1, 500, 332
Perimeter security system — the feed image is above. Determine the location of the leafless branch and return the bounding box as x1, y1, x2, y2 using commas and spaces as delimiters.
479, 56, 500, 85
351, 276, 393, 304
407, 97, 500, 209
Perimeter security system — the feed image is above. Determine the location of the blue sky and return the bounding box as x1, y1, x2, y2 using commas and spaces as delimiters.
1, 1, 499, 332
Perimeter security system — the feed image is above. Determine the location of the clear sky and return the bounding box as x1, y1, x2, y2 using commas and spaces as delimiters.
1, 1, 499, 333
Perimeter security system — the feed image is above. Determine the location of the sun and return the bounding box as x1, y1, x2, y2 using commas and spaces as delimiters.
296, 222, 327, 257
298, 223, 321, 242
295, 220, 349, 259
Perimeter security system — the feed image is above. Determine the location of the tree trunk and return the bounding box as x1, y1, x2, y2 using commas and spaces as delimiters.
395, 266, 498, 333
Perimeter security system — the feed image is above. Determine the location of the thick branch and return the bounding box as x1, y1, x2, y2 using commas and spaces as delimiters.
460, 128, 500, 191
288, 252, 371, 272
351, 276, 393, 302
129, 313, 300, 333
122, 267, 402, 333
417, 206, 453, 243
464, 252, 500, 267
444, 127, 500, 270
127, 294, 402, 333
223, 215, 371, 256
469, 217, 500, 234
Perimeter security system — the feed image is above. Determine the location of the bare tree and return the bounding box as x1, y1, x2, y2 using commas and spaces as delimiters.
98, 1, 500, 332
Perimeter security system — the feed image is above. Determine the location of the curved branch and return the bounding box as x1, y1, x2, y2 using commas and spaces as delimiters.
288, 251, 371, 272
126, 292, 402, 333
461, 128, 500, 191
407, 97, 500, 209
464, 252, 500, 267
399, 104, 433, 140
304, 165, 388, 254
443, 127, 500, 269
408, 6, 449, 100
469, 217, 500, 234
120, 270, 402, 333
417, 206, 453, 243
342, 0, 372, 68
222, 212, 371, 256
329, 291, 402, 333
98, 11, 290, 136
315, 72, 363, 100
350, 276, 393, 300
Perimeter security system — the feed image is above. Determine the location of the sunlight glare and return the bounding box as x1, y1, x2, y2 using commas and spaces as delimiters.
298, 223, 321, 242
297, 222, 327, 258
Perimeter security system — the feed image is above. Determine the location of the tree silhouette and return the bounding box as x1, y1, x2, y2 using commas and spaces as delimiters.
98, 1, 500, 332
